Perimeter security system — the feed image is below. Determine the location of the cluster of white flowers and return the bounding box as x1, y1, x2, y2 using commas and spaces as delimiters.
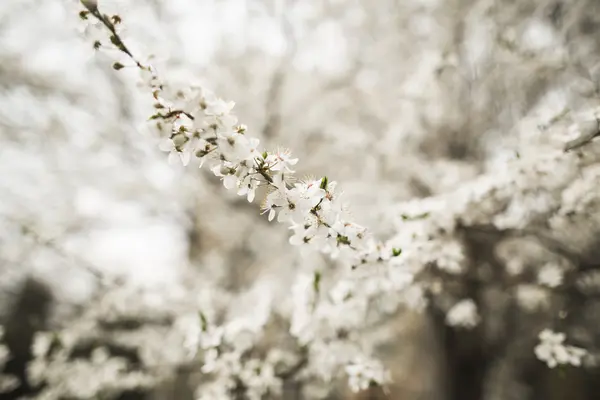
197, 350, 282, 400
72, 1, 595, 397
148, 78, 375, 266
76, 4, 408, 393
345, 356, 391, 393
534, 329, 587, 368
433, 239, 466, 275
28, 338, 155, 398
176, 285, 285, 399
74, 4, 405, 275
144, 64, 410, 393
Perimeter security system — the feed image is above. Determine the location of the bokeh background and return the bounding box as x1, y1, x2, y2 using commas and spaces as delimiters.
2, 0, 600, 399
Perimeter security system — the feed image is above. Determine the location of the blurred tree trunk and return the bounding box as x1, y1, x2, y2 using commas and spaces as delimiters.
0, 277, 52, 399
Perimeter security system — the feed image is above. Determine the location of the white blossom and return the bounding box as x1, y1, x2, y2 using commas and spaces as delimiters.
446, 299, 480, 329
217, 133, 261, 164
535, 329, 587, 368
537, 263, 564, 288
158, 133, 198, 166
515, 284, 550, 312
345, 356, 391, 393
239, 359, 282, 400
62, 3, 600, 397
265, 148, 299, 172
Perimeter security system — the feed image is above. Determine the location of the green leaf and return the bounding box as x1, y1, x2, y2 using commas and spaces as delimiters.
313, 271, 322, 294
336, 234, 350, 245
401, 212, 430, 221
320, 176, 328, 190
392, 248, 402, 257
199, 312, 208, 332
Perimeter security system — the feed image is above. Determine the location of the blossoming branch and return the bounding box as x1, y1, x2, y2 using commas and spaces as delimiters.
74, 1, 591, 396
77, 0, 405, 271
76, 0, 403, 393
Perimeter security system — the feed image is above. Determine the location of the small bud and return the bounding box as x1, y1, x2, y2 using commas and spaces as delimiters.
392, 248, 402, 257
337, 234, 350, 245
172, 133, 188, 147
109, 35, 120, 47
112, 62, 125, 70
199, 312, 208, 332
320, 176, 328, 190
401, 212, 430, 221
313, 271, 322, 293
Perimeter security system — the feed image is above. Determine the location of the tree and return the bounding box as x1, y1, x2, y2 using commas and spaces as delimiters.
2, 0, 600, 399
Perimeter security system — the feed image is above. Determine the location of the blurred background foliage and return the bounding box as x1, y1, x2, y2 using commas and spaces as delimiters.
2, 0, 600, 399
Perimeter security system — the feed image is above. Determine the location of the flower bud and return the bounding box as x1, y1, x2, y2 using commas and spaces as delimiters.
172, 133, 188, 147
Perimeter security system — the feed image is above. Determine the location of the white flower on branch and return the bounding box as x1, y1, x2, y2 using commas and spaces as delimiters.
264, 181, 325, 223
217, 133, 261, 164
70, 3, 596, 395
265, 147, 299, 172
201, 95, 236, 118
158, 132, 198, 166
211, 162, 241, 191
236, 172, 260, 203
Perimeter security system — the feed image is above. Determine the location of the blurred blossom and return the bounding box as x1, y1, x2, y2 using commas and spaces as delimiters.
537, 263, 564, 288
535, 329, 587, 368
446, 299, 480, 329
2, 0, 600, 399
